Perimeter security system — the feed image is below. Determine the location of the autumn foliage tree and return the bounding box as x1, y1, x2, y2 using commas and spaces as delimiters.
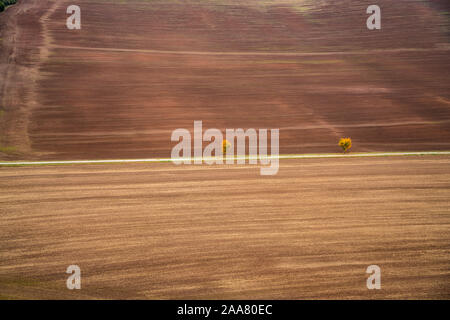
339, 138, 352, 153
222, 139, 231, 155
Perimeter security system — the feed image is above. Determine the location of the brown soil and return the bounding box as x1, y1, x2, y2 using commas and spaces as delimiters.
0, 156, 449, 299
0, 0, 449, 160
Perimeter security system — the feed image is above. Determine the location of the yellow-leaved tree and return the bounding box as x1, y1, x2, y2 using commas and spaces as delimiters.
222, 139, 231, 155
338, 138, 352, 153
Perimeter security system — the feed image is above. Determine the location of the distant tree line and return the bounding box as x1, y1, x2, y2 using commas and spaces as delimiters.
0, 0, 17, 12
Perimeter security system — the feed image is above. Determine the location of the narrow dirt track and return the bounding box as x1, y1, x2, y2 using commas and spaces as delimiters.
1, 157, 449, 299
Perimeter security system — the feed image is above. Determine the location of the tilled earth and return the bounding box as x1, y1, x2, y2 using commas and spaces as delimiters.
0, 156, 449, 299
0, 0, 449, 160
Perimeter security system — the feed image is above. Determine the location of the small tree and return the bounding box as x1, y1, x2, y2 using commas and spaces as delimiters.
222, 139, 231, 155
339, 137, 352, 153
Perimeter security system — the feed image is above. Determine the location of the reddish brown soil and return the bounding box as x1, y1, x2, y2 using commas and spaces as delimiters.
0, 0, 449, 160
0, 156, 449, 299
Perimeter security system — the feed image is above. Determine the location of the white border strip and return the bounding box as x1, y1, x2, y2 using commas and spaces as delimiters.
1, 151, 450, 166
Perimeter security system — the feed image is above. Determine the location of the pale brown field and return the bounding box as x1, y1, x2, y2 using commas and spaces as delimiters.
1, 156, 449, 299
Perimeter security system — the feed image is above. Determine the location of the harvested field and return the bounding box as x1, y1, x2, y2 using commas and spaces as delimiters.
0, 156, 449, 299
